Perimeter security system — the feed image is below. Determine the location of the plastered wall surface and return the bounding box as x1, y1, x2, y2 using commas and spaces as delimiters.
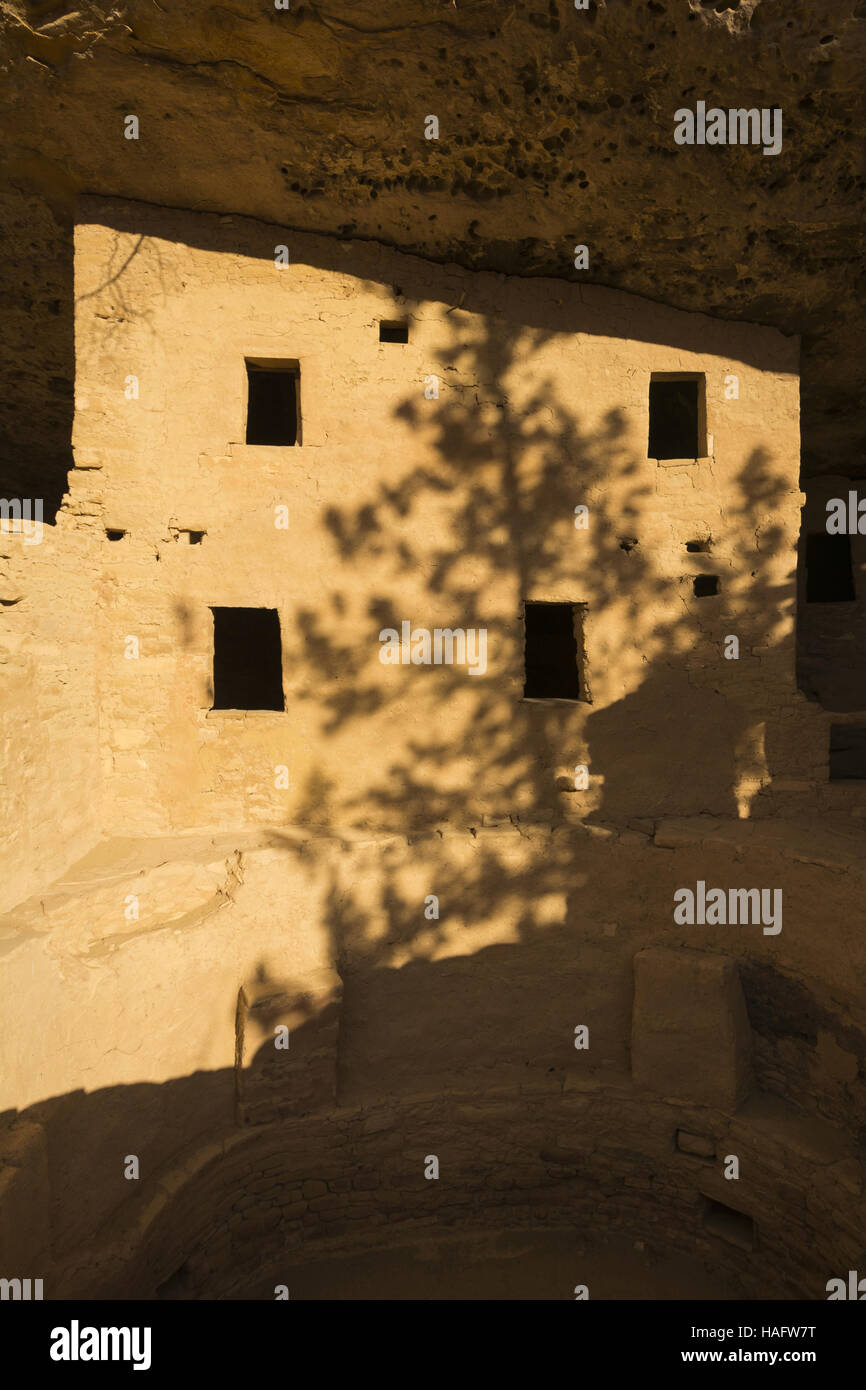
65, 197, 824, 843
0, 529, 101, 914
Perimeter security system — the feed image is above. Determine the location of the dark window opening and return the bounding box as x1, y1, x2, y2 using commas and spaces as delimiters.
211, 607, 284, 711
245, 362, 299, 446
184, 530, 206, 545
523, 601, 586, 700
805, 533, 855, 603
693, 574, 720, 597
702, 1197, 755, 1251
686, 537, 711, 553
829, 725, 866, 780
649, 376, 702, 459
106, 528, 126, 541
379, 319, 409, 343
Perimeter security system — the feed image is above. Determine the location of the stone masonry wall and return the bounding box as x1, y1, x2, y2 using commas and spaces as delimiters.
66, 196, 826, 844
2, 820, 865, 1293
53, 1082, 860, 1302
0, 520, 101, 914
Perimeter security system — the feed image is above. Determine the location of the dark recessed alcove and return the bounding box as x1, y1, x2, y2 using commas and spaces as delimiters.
245, 362, 300, 446
805, 533, 855, 603
693, 574, 720, 597
829, 724, 866, 780
523, 601, 585, 700
703, 1197, 755, 1251
211, 607, 285, 711
649, 376, 703, 459
379, 320, 409, 343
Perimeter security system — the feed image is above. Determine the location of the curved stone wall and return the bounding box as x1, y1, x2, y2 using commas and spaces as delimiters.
2, 822, 864, 1300
49, 1082, 861, 1301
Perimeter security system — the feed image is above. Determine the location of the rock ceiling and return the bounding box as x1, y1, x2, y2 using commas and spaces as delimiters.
2, 0, 864, 507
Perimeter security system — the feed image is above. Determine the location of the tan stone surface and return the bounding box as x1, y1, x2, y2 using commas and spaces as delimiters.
631, 947, 754, 1108
51, 195, 822, 855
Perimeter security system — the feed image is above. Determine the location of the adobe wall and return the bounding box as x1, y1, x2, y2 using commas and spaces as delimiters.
68, 196, 825, 844
0, 521, 102, 914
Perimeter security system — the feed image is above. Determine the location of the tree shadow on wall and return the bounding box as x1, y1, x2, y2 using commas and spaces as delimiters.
269, 303, 800, 979
1, 268, 836, 1305
587, 446, 795, 821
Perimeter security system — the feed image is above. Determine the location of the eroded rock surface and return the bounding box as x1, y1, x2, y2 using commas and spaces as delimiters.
2, 0, 865, 508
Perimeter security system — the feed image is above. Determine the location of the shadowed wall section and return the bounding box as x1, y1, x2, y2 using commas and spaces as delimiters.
1, 824, 865, 1298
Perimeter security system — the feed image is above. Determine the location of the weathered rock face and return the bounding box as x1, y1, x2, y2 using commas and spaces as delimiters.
2, 0, 865, 510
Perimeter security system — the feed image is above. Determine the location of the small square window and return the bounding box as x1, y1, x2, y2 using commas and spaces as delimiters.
211, 607, 284, 711
523, 601, 587, 701
379, 320, 409, 343
649, 374, 704, 459
245, 361, 300, 445
693, 575, 719, 597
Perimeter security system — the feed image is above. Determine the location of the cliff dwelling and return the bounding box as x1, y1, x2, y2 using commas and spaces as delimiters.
0, 192, 862, 1309
1, 0, 865, 1337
